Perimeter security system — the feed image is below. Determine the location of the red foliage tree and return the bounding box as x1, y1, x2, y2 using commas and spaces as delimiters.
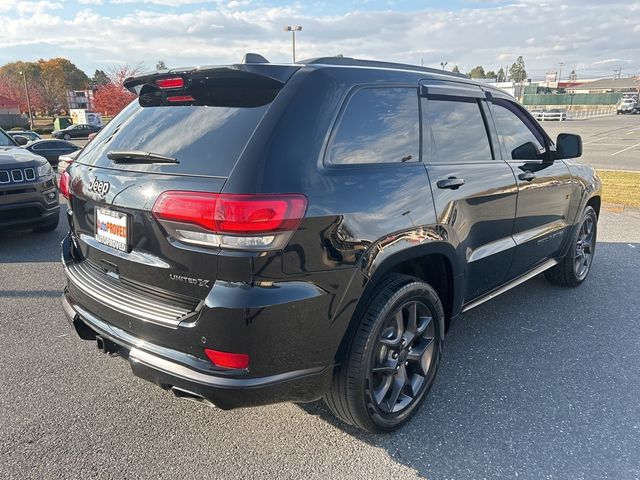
0, 73, 45, 115
93, 64, 139, 117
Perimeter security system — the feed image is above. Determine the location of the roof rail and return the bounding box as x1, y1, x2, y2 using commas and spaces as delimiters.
299, 56, 468, 79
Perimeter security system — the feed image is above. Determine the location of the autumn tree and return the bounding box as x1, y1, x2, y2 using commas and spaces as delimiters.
93, 65, 139, 116
451, 65, 461, 74
38, 60, 67, 114
0, 61, 45, 114
0, 58, 89, 115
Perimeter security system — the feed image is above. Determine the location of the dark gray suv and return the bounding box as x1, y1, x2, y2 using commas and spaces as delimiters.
0, 128, 59, 232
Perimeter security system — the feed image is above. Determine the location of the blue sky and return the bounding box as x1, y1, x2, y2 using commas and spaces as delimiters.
1, 0, 639, 80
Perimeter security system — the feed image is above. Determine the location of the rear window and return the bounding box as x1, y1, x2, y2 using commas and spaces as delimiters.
77, 100, 269, 177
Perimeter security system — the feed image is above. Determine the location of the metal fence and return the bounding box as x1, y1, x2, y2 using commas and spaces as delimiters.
526, 106, 617, 121
523, 92, 623, 106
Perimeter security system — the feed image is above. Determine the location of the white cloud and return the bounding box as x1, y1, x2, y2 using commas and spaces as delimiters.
77, 0, 104, 5
0, 1, 638, 79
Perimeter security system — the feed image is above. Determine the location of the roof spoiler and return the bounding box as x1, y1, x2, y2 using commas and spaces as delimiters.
124, 56, 299, 108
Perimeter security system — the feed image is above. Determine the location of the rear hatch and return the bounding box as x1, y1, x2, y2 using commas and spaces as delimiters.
67, 63, 298, 310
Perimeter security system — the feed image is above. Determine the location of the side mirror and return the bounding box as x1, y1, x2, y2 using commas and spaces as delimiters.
556, 133, 582, 159
14, 135, 28, 146
511, 141, 542, 160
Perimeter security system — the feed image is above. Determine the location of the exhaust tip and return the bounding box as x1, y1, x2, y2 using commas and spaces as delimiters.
170, 386, 216, 408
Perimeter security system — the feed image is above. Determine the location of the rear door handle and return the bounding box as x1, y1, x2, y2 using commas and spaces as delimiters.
437, 177, 465, 190
518, 172, 536, 182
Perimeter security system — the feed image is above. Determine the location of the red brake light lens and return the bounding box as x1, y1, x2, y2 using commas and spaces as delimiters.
59, 171, 71, 199
152, 192, 307, 234
204, 349, 249, 369
155, 77, 184, 89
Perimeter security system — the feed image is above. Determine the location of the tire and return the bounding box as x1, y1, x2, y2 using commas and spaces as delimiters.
64, 134, 71, 140
545, 206, 597, 287
33, 215, 59, 233
324, 274, 444, 432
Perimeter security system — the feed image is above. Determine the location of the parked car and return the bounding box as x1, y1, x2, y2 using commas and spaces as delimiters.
0, 127, 59, 232
57, 149, 80, 176
7, 130, 41, 142
53, 123, 101, 140
61, 55, 601, 433
24, 139, 81, 165
616, 98, 638, 114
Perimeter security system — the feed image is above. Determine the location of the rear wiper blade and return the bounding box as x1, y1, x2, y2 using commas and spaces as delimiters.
107, 150, 178, 164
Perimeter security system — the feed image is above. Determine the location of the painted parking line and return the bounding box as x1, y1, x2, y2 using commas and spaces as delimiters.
611, 142, 640, 156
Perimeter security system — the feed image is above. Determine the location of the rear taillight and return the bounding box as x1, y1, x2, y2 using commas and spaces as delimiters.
204, 349, 249, 369
59, 171, 71, 200
155, 77, 184, 89
152, 191, 307, 251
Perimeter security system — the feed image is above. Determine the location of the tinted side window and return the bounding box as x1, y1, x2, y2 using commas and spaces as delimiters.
491, 100, 545, 160
327, 87, 419, 165
423, 97, 492, 162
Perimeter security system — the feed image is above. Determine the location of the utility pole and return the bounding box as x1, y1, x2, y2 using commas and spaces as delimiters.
440, 61, 448, 70
18, 70, 34, 130
284, 26, 302, 63
558, 62, 564, 82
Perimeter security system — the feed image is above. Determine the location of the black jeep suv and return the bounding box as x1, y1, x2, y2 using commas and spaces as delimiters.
0, 128, 59, 232
61, 55, 601, 432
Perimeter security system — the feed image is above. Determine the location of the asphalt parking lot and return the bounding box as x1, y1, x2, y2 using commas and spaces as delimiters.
1, 204, 639, 479
542, 114, 640, 171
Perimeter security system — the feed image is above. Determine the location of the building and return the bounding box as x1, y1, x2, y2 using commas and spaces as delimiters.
0, 95, 20, 115
66, 90, 95, 110
566, 77, 640, 95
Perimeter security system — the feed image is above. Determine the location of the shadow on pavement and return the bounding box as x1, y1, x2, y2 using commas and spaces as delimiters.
300, 241, 640, 479
0, 209, 66, 263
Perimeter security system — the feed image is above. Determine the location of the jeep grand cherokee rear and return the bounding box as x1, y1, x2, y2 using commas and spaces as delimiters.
62, 55, 600, 432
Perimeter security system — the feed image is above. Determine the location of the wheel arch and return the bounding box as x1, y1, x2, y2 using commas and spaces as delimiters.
587, 195, 601, 217
333, 242, 462, 365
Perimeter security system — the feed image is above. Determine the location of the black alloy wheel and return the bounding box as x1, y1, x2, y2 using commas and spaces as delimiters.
370, 300, 436, 413
574, 212, 596, 281
324, 274, 443, 432
545, 205, 598, 287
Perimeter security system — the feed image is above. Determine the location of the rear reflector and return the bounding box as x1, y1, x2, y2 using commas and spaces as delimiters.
166, 95, 195, 103
204, 349, 249, 369
59, 171, 71, 200
152, 191, 307, 250
155, 77, 184, 89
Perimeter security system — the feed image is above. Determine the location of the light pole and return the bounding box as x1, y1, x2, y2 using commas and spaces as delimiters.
284, 25, 302, 63
440, 61, 448, 70
18, 70, 34, 130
